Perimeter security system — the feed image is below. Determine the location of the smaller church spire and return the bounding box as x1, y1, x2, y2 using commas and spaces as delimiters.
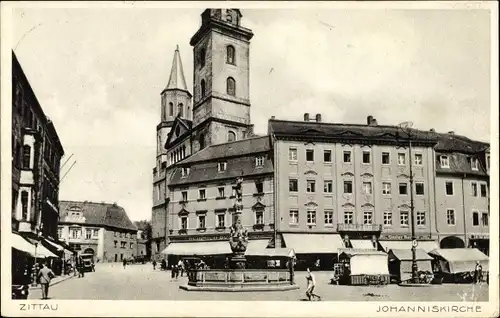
166, 45, 188, 91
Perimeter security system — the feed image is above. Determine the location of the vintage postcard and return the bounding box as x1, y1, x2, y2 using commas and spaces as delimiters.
1, 1, 498, 317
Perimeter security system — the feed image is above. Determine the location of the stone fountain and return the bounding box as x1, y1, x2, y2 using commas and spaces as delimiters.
179, 177, 299, 292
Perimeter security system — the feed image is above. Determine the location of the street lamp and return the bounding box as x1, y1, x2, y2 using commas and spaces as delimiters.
398, 121, 418, 284
32, 228, 42, 286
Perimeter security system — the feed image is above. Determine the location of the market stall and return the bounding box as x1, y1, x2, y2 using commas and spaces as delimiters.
388, 249, 433, 283
338, 250, 390, 285
428, 248, 489, 283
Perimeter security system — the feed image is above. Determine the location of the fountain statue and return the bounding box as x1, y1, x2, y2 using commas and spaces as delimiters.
229, 176, 248, 269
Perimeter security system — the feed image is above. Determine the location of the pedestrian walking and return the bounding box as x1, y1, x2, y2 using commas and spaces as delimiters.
78, 257, 85, 278
152, 260, 157, 270
474, 261, 483, 284
177, 260, 184, 277
123, 258, 127, 269
37, 262, 55, 300
170, 264, 176, 279
305, 268, 321, 301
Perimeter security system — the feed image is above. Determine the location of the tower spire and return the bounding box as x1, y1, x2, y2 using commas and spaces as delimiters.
166, 45, 188, 91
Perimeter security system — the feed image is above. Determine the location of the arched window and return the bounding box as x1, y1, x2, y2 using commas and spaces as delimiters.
199, 48, 206, 68
178, 103, 184, 117
22, 145, 31, 169
169, 102, 174, 116
228, 131, 236, 142
201, 79, 206, 98
21, 191, 28, 220
226, 45, 235, 65
199, 133, 205, 150
226, 77, 236, 96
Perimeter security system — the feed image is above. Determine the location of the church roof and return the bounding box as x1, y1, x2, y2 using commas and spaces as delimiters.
179, 135, 270, 165
165, 45, 188, 91
59, 200, 137, 231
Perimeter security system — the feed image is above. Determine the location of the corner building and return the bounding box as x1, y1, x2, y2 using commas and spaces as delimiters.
269, 115, 440, 268
151, 8, 491, 266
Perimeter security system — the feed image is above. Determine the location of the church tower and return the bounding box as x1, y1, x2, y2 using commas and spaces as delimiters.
190, 9, 254, 152
156, 46, 192, 167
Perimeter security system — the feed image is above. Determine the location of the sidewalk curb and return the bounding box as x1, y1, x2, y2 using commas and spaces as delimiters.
30, 275, 74, 290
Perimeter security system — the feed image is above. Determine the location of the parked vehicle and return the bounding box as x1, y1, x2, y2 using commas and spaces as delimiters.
12, 284, 29, 299
80, 253, 95, 272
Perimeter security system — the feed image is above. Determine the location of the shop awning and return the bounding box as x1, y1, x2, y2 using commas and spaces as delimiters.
44, 239, 64, 251
11, 233, 58, 258
428, 248, 489, 273
282, 233, 344, 254
388, 249, 433, 261
246, 248, 296, 258
379, 240, 438, 253
161, 241, 232, 256
351, 240, 376, 250
244, 239, 271, 255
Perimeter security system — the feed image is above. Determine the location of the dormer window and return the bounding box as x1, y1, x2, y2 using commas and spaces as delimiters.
471, 157, 479, 171
486, 154, 490, 170
181, 167, 190, 178
440, 155, 450, 168
218, 161, 227, 172
255, 156, 265, 167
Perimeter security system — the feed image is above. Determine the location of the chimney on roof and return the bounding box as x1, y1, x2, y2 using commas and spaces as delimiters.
271, 116, 275, 120
430, 128, 435, 132
315, 114, 322, 122
448, 131, 455, 135
367, 115, 378, 126
304, 113, 310, 121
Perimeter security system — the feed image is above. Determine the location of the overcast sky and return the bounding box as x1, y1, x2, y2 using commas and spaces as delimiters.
12, 6, 491, 221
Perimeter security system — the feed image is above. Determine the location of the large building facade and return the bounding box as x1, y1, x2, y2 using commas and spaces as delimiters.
58, 201, 139, 262
151, 8, 490, 263
12, 51, 65, 241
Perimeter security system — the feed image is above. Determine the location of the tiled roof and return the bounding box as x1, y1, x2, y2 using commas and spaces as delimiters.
59, 201, 137, 231
435, 152, 488, 176
268, 120, 439, 145
179, 135, 270, 165
434, 132, 489, 153
170, 154, 273, 186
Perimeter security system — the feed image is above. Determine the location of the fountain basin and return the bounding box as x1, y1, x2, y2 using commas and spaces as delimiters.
180, 269, 299, 292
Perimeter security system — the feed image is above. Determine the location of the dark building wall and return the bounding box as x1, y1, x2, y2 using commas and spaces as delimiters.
11, 51, 64, 239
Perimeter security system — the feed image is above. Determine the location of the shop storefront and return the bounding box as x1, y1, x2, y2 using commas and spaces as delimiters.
282, 233, 344, 270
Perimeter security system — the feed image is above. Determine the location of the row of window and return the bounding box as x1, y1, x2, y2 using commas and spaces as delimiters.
439, 155, 481, 171
199, 77, 236, 99
180, 157, 265, 177
445, 181, 488, 197
170, 145, 187, 165
61, 227, 99, 240
164, 100, 186, 118
114, 240, 134, 249
445, 209, 489, 226
198, 44, 236, 69
114, 231, 134, 239
179, 210, 264, 230
289, 148, 424, 165
288, 209, 427, 227
180, 181, 264, 202
289, 179, 425, 196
